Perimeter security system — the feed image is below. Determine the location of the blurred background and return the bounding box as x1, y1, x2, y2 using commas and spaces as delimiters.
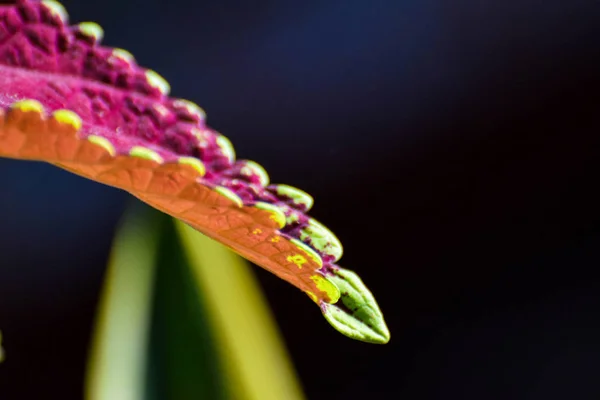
1, 0, 600, 398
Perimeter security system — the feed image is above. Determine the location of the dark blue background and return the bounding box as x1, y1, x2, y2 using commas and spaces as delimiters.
1, 0, 599, 398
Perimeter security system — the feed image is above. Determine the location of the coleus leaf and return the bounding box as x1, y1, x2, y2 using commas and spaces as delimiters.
0, 0, 389, 342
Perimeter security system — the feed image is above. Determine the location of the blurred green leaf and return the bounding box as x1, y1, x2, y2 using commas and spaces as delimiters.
86, 203, 162, 400
176, 221, 305, 400
145, 216, 228, 400
87, 202, 305, 399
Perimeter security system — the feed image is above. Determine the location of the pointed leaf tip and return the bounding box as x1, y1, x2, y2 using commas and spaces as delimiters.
321, 268, 390, 344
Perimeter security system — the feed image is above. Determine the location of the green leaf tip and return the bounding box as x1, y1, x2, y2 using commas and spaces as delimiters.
321, 268, 390, 344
